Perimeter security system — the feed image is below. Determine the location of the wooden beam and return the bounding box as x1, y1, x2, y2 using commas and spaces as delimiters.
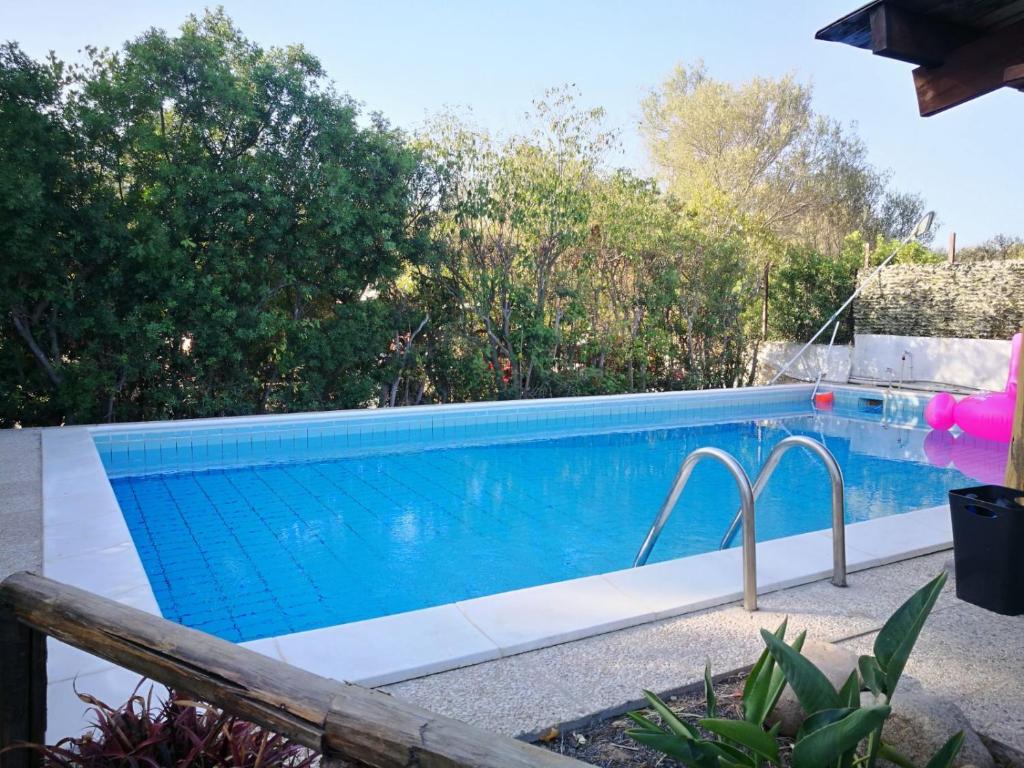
0, 572, 585, 768
1006, 330, 1024, 493
913, 19, 1024, 116
1005, 63, 1024, 89
869, 3, 974, 67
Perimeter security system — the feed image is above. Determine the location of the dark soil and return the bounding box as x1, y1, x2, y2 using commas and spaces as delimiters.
535, 675, 1021, 767
535, 675, 800, 767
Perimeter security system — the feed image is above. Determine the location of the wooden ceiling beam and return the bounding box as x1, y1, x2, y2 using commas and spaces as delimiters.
869, 3, 975, 67
1005, 63, 1024, 90
913, 19, 1024, 115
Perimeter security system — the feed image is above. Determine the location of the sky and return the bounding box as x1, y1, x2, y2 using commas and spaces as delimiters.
5, 0, 1022, 247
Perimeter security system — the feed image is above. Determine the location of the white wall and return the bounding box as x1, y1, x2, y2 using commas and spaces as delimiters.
851, 334, 1013, 391
757, 342, 852, 384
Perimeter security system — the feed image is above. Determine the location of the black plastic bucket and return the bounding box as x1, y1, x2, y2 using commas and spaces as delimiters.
949, 485, 1024, 615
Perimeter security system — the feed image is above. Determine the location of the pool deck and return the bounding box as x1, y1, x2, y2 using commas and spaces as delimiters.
383, 550, 1024, 753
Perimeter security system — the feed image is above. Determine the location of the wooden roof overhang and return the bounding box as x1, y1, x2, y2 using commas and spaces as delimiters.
816, 0, 1024, 115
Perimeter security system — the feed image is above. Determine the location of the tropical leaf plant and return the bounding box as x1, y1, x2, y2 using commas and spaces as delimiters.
626, 573, 964, 768
627, 618, 804, 768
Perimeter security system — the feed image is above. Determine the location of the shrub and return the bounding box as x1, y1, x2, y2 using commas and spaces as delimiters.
628, 572, 963, 768
13, 680, 317, 768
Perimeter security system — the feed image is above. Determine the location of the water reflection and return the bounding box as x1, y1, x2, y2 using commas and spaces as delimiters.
923, 430, 1009, 485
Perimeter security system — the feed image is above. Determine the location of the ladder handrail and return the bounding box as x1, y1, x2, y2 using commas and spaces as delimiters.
718, 435, 847, 588
632, 447, 758, 611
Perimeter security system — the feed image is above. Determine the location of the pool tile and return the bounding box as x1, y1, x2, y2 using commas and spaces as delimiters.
80, 387, 970, 647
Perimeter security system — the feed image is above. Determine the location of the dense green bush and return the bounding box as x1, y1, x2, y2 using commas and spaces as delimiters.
1, 12, 427, 427
768, 244, 860, 344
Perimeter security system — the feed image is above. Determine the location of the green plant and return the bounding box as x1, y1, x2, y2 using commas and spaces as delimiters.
1, 13, 427, 428
7, 679, 316, 768
627, 573, 963, 767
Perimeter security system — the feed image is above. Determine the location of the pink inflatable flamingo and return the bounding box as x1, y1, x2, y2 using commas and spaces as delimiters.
925, 332, 1021, 443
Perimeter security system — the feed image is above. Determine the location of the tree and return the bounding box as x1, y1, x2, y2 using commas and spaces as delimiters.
3, 26, 947, 425
407, 98, 757, 400
768, 232, 941, 344
0, 42, 120, 425
572, 170, 675, 391
641, 62, 928, 378
0, 12, 427, 427
416, 90, 613, 399
767, 243, 861, 344
957, 234, 1024, 262
641, 62, 925, 254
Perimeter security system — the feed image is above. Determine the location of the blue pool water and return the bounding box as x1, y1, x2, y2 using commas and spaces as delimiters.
109, 408, 997, 642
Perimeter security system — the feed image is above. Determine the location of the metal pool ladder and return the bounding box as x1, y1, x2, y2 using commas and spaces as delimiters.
632, 436, 847, 612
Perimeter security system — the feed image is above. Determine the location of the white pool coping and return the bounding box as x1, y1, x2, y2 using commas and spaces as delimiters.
87, 383, 815, 433
40, 386, 954, 740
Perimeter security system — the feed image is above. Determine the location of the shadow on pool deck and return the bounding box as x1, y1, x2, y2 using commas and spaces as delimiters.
382, 550, 1024, 752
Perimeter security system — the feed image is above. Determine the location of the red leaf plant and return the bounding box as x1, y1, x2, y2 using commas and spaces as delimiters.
6, 679, 318, 768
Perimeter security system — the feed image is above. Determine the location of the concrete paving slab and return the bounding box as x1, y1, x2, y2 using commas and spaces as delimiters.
273, 602, 501, 687
455, 574, 657, 656
602, 547, 746, 618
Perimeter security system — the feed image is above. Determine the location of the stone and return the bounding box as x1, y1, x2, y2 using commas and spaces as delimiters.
980, 734, 1024, 768
768, 639, 861, 736
855, 261, 1024, 340
866, 686, 996, 768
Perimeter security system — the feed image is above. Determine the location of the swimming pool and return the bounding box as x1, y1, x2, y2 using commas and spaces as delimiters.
90, 387, 1001, 643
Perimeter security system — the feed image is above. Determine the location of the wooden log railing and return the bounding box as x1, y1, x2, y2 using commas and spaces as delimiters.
1006, 326, 1024, 494
0, 571, 587, 768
